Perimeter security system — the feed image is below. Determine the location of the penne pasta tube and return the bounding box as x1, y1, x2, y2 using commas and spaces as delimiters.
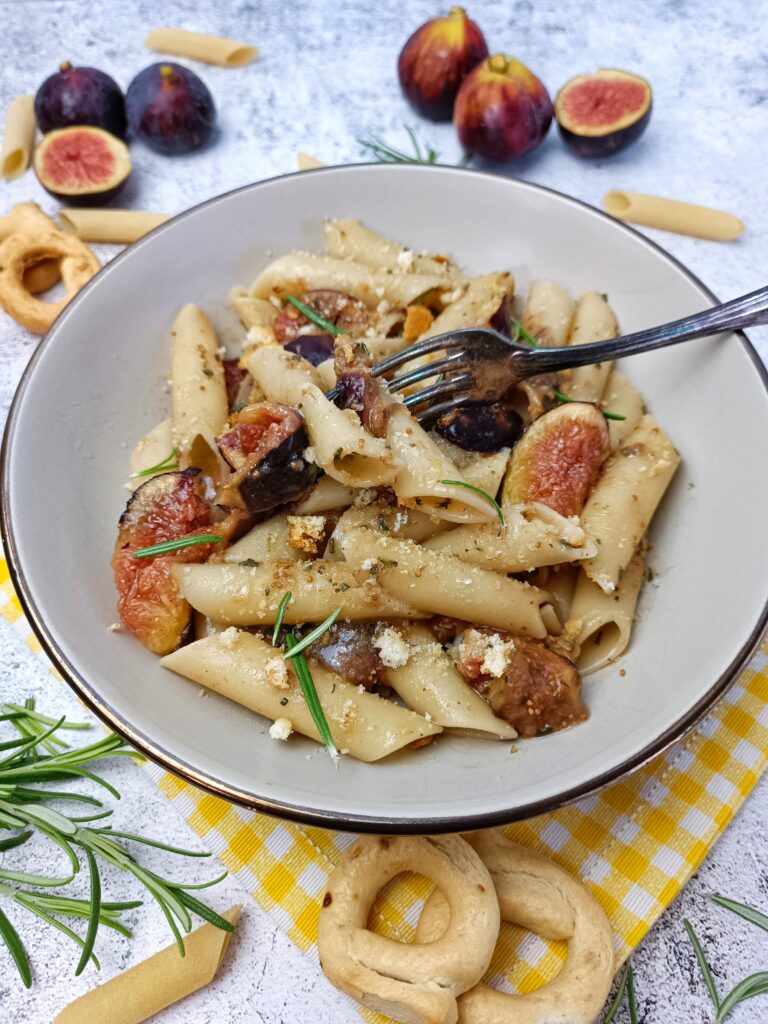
540, 564, 579, 623
570, 547, 646, 675
315, 357, 337, 391
57, 209, 169, 243
1, 95, 35, 179
297, 152, 325, 170
603, 190, 744, 242
249, 347, 397, 487
338, 526, 548, 638
421, 273, 514, 339
229, 287, 277, 331
563, 291, 618, 403
325, 502, 446, 559
161, 631, 441, 761
224, 514, 307, 563
521, 279, 575, 345
581, 415, 680, 592
600, 369, 645, 447
144, 28, 258, 67
128, 417, 174, 478
382, 624, 518, 739
430, 435, 510, 497
171, 304, 228, 467
387, 404, 495, 524
249, 252, 449, 309
324, 219, 464, 283
291, 475, 357, 514
173, 560, 425, 625
424, 502, 597, 572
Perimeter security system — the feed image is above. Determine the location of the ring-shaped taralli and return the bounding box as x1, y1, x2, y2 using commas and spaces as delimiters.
415, 831, 616, 1024
318, 835, 501, 1024
0, 230, 99, 333
0, 202, 62, 294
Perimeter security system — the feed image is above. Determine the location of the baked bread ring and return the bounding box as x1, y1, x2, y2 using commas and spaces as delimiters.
416, 831, 615, 1024
318, 835, 500, 1024
0, 202, 61, 294
0, 230, 99, 334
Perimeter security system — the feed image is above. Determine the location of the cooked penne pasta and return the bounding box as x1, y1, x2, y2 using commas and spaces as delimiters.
173, 560, 425, 625
541, 565, 579, 623
248, 252, 449, 309
381, 624, 518, 739
161, 631, 440, 761
563, 291, 618, 403
144, 28, 258, 67
57, 209, 169, 244
430, 436, 510, 497
325, 502, 445, 560
387, 405, 495, 523
324, 219, 464, 283
223, 515, 307, 563
581, 415, 680, 592
421, 273, 514, 339
291, 476, 357, 514
249, 347, 397, 487
570, 548, 646, 674
129, 418, 174, 478
229, 287, 277, 331
424, 502, 596, 572
338, 525, 548, 637
171, 304, 228, 468
1, 95, 35, 179
600, 369, 645, 447
521, 279, 575, 345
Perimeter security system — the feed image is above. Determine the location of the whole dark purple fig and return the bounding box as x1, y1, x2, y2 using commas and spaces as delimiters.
34, 62, 127, 138
126, 63, 216, 155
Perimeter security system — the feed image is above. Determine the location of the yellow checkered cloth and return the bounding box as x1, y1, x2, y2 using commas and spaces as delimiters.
2, 554, 767, 1017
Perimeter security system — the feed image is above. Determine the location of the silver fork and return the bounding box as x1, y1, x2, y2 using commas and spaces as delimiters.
368, 284, 768, 424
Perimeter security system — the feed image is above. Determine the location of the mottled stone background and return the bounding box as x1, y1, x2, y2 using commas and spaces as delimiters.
0, 1, 766, 1021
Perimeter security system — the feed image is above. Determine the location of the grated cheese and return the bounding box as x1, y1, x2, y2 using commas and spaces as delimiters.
269, 718, 293, 741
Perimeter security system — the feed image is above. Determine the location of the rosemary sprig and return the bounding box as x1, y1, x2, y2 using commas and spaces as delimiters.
551, 388, 626, 422
131, 534, 223, 559
711, 893, 768, 933
272, 590, 293, 646
284, 633, 338, 760
684, 918, 720, 1012
285, 294, 344, 336
129, 449, 180, 478
602, 962, 630, 1022
359, 126, 470, 167
0, 701, 233, 987
440, 479, 505, 526
283, 608, 341, 661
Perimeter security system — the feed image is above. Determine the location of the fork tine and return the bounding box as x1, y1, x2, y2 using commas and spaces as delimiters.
415, 396, 470, 426
387, 352, 467, 393
371, 331, 469, 378
403, 373, 474, 408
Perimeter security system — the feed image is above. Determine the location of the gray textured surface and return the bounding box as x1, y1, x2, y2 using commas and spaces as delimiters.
0, 1, 767, 1021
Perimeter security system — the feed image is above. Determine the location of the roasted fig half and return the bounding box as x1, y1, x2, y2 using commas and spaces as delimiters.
35, 61, 127, 138
216, 403, 319, 513
501, 403, 610, 516
34, 126, 131, 205
555, 68, 652, 158
112, 470, 214, 655
435, 401, 523, 452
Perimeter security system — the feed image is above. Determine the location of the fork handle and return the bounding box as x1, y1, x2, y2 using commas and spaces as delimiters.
523, 284, 768, 375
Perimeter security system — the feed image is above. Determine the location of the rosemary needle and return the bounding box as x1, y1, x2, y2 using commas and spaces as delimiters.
440, 480, 505, 526
552, 388, 626, 422
131, 534, 222, 559
285, 295, 344, 335
284, 633, 338, 759
282, 608, 342, 661
272, 591, 293, 646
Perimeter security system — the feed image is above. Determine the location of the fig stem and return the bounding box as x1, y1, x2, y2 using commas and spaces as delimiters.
488, 54, 511, 75
449, 6, 467, 17
160, 64, 175, 81
59, 61, 72, 73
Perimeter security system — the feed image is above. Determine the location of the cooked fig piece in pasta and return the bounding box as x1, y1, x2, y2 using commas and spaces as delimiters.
451, 626, 587, 736
223, 358, 248, 410
273, 289, 369, 342
435, 401, 523, 452
284, 334, 335, 366
306, 622, 385, 689
216, 403, 319, 513
112, 470, 215, 655
334, 337, 392, 438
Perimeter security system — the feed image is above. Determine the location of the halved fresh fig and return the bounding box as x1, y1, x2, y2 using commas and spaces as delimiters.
555, 69, 652, 159
501, 403, 610, 516
216, 403, 319, 513
112, 470, 214, 655
34, 126, 131, 205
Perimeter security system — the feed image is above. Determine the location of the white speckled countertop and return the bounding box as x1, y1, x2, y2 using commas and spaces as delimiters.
1, 1, 767, 1021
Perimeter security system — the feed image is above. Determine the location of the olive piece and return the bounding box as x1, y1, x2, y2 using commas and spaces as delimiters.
284, 334, 335, 367
435, 402, 523, 452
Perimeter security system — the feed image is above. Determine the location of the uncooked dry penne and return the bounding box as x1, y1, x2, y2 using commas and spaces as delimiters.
248, 252, 449, 309
338, 525, 548, 638
521, 279, 575, 345
570, 548, 646, 674
581, 415, 679, 592
563, 291, 618, 403
161, 631, 440, 761
297, 152, 325, 170
249, 347, 397, 487
603, 190, 744, 242
173, 560, 425, 625
424, 502, 596, 572
129, 418, 174, 478
57, 209, 169, 244
324, 219, 464, 283
144, 28, 258, 67
171, 304, 228, 468
382, 624, 518, 739
1, 95, 35, 179
600, 369, 645, 447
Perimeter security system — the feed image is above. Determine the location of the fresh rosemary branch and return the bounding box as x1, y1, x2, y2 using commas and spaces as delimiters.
359, 126, 470, 167
0, 701, 233, 988
129, 449, 180, 478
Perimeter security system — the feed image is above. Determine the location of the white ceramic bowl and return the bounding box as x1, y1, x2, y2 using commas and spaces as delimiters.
3, 165, 767, 832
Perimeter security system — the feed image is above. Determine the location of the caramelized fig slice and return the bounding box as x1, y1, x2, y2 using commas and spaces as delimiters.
112, 470, 213, 655
501, 402, 609, 517
216, 403, 319, 513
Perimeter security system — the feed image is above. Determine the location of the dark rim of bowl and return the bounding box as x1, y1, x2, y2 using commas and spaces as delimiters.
2, 164, 767, 834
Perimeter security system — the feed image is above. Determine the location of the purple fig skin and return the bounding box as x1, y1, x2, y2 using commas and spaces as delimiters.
34, 62, 127, 138
554, 69, 652, 158
398, 7, 489, 122
126, 62, 216, 155
454, 54, 553, 162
